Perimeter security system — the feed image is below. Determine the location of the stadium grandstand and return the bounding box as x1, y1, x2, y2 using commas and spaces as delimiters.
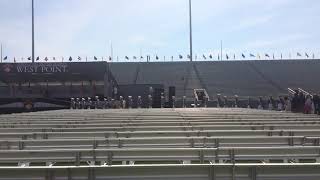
0, 59, 320, 179
1, 0, 320, 179
1, 59, 320, 112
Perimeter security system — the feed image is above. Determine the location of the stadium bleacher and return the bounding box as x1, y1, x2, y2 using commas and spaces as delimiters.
0, 108, 320, 179
110, 60, 320, 98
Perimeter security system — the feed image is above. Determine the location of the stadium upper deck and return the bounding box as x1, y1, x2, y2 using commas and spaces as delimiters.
0, 59, 320, 111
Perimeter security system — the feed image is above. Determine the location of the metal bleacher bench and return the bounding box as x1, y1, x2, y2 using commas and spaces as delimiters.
0, 108, 320, 180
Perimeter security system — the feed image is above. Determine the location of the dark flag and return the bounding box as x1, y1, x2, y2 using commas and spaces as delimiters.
209, 54, 213, 59
242, 54, 245, 58
179, 55, 183, 59
53, 57, 56, 61
125, 56, 129, 60
250, 54, 255, 58
133, 56, 137, 60
94, 56, 98, 60
218, 55, 220, 60
265, 54, 270, 58
203, 55, 207, 59
140, 56, 144, 60
3, 56, 8, 60
305, 53, 309, 58
156, 55, 159, 60
109, 56, 112, 61
297, 52, 302, 57
27, 57, 31, 61
78, 56, 81, 61
226, 54, 229, 60
69, 56, 73, 61
44, 57, 48, 61
36, 56, 40, 61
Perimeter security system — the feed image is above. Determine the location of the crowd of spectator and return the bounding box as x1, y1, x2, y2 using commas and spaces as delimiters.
260, 91, 320, 115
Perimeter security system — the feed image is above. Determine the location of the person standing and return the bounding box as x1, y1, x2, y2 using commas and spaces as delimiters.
304, 95, 313, 114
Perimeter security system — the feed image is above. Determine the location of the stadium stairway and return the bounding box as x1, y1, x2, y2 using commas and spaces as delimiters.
0, 108, 320, 179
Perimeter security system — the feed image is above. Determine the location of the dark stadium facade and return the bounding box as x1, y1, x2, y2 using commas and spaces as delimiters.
1, 59, 320, 113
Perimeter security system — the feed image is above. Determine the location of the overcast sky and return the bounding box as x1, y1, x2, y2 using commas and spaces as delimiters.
0, 0, 319, 62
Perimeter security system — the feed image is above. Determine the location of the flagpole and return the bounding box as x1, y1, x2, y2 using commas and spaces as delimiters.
31, 0, 35, 63
220, 40, 223, 61
110, 42, 113, 62
140, 48, 142, 61
189, 0, 193, 62
0, 43, 2, 63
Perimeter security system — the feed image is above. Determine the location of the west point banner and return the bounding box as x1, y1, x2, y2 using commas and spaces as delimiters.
1, 63, 68, 74
0, 62, 108, 82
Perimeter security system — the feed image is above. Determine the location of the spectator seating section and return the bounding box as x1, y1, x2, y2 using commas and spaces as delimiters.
0, 108, 320, 179
110, 60, 320, 98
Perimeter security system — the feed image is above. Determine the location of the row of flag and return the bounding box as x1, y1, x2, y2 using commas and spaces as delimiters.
0, 52, 316, 62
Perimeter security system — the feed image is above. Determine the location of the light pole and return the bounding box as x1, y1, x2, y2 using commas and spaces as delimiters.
31, 0, 35, 63
189, 0, 193, 62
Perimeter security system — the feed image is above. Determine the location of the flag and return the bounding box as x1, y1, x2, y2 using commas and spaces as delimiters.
36, 56, 40, 61
218, 55, 220, 60
125, 56, 129, 60
109, 56, 112, 61
156, 55, 159, 60
3, 56, 8, 60
140, 56, 144, 59
133, 56, 137, 60
53, 57, 56, 61
305, 53, 309, 58
27, 57, 31, 61
265, 54, 270, 58
44, 57, 48, 61
297, 52, 302, 57
250, 54, 255, 58
209, 54, 213, 59
203, 55, 207, 59
69, 56, 72, 61
78, 56, 81, 61
226, 54, 229, 60
179, 55, 183, 59
94, 56, 98, 60
242, 54, 245, 58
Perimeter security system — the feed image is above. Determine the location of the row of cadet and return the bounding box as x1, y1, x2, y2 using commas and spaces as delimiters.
69, 93, 320, 115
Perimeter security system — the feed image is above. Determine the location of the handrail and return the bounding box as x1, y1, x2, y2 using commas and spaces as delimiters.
298, 88, 313, 98
288, 88, 295, 95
